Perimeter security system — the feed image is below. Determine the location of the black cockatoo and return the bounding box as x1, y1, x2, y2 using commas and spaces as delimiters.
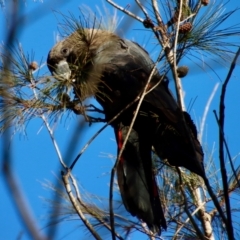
47, 28, 205, 234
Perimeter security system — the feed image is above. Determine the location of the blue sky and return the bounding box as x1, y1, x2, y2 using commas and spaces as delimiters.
0, 0, 240, 239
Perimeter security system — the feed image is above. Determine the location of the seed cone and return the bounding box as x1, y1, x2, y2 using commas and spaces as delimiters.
201, 0, 209, 6
179, 22, 192, 34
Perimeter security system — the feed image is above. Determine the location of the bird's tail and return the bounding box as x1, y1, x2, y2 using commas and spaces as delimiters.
153, 111, 205, 178
115, 123, 167, 234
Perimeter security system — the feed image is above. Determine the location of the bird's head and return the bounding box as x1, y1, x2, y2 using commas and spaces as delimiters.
47, 29, 119, 101
47, 30, 92, 82
47, 39, 74, 80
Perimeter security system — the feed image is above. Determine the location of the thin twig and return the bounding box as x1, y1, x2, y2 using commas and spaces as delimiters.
151, 0, 168, 46
151, 0, 163, 26
62, 170, 102, 240
174, 196, 208, 236
172, 0, 185, 110
106, 0, 144, 23
141, 222, 155, 240
213, 47, 240, 240
213, 110, 240, 190
41, 115, 67, 167
136, 0, 163, 46
69, 181, 125, 240
176, 168, 207, 240
205, 176, 228, 223
29, 72, 67, 169
135, 0, 148, 17
213, 111, 233, 237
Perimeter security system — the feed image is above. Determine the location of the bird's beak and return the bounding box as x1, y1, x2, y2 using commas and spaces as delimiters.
52, 60, 72, 80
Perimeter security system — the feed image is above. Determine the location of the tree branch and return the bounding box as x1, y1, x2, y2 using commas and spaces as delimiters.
62, 169, 102, 240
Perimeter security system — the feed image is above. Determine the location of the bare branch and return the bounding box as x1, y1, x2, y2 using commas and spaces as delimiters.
176, 168, 207, 240
151, 0, 163, 26
213, 47, 240, 239
62, 169, 102, 240
172, 0, 185, 110
106, 0, 144, 23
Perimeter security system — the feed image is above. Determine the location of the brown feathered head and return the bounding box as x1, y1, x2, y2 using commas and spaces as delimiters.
47, 29, 121, 102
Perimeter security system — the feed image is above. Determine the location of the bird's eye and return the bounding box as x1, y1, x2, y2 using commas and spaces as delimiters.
61, 48, 69, 57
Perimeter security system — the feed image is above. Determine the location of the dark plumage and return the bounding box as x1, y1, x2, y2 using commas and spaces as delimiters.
47, 28, 205, 234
